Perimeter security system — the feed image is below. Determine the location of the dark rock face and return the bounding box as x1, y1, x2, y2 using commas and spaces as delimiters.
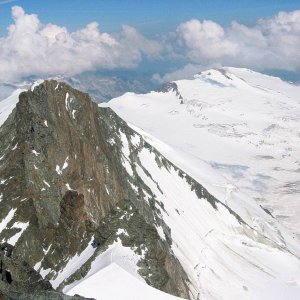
157, 82, 183, 101
0, 81, 190, 298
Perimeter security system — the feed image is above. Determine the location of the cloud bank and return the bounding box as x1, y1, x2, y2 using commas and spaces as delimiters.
176, 10, 300, 72
1, 6, 300, 82
0, 6, 162, 82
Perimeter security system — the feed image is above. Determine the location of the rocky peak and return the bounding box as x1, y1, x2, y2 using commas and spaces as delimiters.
0, 80, 191, 298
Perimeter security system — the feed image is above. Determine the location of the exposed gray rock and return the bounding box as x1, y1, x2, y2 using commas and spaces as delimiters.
0, 243, 87, 299
156, 82, 183, 102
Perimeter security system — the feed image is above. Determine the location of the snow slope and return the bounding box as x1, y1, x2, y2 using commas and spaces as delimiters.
64, 240, 182, 300
63, 114, 300, 300
103, 67, 300, 244
60, 129, 300, 300
133, 145, 300, 300
0, 79, 47, 127
0, 88, 24, 126
66, 263, 181, 300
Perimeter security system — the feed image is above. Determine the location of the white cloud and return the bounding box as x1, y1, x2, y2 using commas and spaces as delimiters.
1, 6, 300, 83
0, 6, 162, 82
176, 10, 300, 71
0, 0, 17, 5
176, 19, 238, 61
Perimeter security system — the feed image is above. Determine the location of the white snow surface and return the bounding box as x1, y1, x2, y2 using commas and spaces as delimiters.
0, 209, 16, 235
103, 67, 300, 242
31, 79, 44, 91
32, 150, 40, 156
119, 130, 134, 176
6, 221, 29, 245
65, 239, 181, 300
0, 209, 29, 246
66, 263, 181, 300
0, 88, 24, 126
50, 238, 97, 289
135, 147, 300, 300
102, 67, 300, 300
56, 157, 69, 175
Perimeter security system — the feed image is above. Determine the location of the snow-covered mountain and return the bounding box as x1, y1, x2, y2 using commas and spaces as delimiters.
0, 70, 299, 300
104, 67, 300, 244
102, 67, 300, 299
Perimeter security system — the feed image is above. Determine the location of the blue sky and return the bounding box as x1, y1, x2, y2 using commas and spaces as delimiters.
1, 0, 300, 36
0, 0, 300, 83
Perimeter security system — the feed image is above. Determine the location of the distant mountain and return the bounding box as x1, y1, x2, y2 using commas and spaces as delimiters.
66, 72, 156, 103
0, 71, 156, 105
